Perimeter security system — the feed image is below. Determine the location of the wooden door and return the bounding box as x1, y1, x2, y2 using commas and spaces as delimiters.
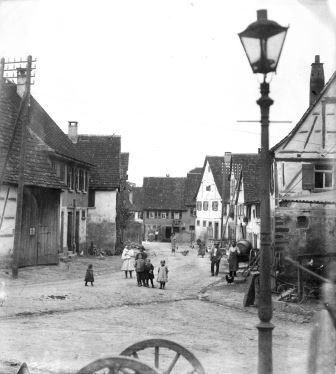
20, 188, 38, 266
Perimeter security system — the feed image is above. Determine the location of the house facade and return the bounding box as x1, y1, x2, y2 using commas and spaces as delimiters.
271, 56, 336, 279
195, 154, 260, 248
142, 177, 188, 241
0, 77, 91, 267
74, 132, 121, 252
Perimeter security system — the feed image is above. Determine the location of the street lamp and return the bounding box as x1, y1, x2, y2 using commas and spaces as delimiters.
238, 9, 288, 374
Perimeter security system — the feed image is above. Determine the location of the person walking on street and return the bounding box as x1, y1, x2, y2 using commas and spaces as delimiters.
157, 260, 169, 289
121, 244, 135, 278
210, 243, 222, 276
171, 233, 176, 255
84, 264, 94, 286
144, 258, 155, 288
226, 240, 240, 283
134, 253, 146, 286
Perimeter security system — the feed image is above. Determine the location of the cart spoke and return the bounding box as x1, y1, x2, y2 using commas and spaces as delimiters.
154, 346, 159, 368
165, 352, 181, 374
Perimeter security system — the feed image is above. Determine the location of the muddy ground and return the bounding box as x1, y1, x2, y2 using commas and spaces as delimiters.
0, 242, 315, 374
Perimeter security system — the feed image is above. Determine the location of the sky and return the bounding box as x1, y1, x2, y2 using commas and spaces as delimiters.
0, 0, 335, 185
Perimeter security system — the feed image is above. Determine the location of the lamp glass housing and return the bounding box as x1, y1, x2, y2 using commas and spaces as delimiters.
239, 11, 288, 75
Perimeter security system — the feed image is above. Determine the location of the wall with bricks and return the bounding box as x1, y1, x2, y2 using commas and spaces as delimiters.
274, 204, 336, 279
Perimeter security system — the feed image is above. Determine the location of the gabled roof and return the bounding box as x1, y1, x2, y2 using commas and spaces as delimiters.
76, 135, 121, 190
143, 177, 186, 210
131, 186, 144, 211
184, 168, 202, 206
0, 84, 66, 189
271, 71, 336, 153
199, 154, 260, 203
28, 96, 92, 166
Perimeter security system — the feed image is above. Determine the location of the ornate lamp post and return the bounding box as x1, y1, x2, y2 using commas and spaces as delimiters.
238, 9, 288, 374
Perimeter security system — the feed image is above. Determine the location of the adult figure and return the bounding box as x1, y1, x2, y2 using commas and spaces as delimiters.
121, 245, 135, 278
227, 240, 240, 280
171, 233, 176, 255
210, 243, 222, 276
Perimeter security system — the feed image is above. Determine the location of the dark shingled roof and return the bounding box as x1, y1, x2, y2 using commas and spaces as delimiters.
0, 84, 66, 189
28, 96, 91, 165
143, 177, 186, 210
76, 135, 121, 189
203, 154, 260, 203
184, 168, 202, 206
131, 186, 144, 211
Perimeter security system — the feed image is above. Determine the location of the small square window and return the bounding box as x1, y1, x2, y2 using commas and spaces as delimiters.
196, 220, 200, 226
161, 212, 167, 219
203, 221, 206, 227
206, 185, 211, 191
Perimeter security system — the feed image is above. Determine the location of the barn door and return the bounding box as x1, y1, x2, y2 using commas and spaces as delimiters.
20, 188, 38, 266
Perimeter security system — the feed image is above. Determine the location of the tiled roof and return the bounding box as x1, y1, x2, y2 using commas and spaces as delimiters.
204, 154, 260, 203
281, 190, 336, 204
184, 168, 202, 206
0, 84, 66, 189
231, 154, 260, 203
28, 96, 92, 165
76, 135, 121, 189
143, 177, 186, 210
120, 153, 129, 180
131, 186, 144, 211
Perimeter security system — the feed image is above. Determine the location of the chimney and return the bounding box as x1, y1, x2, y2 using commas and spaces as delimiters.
68, 121, 78, 143
16, 68, 27, 98
309, 55, 325, 106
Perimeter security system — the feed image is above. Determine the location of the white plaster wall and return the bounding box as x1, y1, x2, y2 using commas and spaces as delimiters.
195, 161, 224, 240
89, 190, 117, 223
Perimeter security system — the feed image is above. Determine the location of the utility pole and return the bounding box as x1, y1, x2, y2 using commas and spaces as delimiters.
220, 152, 231, 246
10, 56, 34, 278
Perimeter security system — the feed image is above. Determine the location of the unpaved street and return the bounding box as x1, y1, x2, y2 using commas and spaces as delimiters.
0, 242, 312, 374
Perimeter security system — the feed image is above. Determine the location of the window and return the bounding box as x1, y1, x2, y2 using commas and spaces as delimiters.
256, 204, 260, 219
75, 168, 80, 191
196, 220, 200, 226
189, 225, 195, 231
190, 208, 195, 217
88, 190, 95, 207
174, 212, 180, 220
297, 216, 309, 228
203, 221, 206, 227
60, 163, 65, 182
208, 221, 212, 227
196, 201, 202, 211
149, 211, 155, 219
206, 185, 211, 191
67, 166, 73, 189
79, 169, 84, 191
212, 201, 218, 211
203, 201, 208, 211
223, 203, 227, 216
161, 212, 167, 219
81, 209, 86, 220
315, 164, 333, 189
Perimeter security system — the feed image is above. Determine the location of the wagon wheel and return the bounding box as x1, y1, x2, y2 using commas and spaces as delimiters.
120, 339, 206, 374
76, 355, 160, 374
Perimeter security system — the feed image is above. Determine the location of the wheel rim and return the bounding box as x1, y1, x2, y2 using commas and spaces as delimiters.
120, 339, 206, 374
76, 355, 160, 374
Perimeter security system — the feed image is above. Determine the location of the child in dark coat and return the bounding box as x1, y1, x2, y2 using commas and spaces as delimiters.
85, 264, 94, 286
144, 258, 155, 288
134, 253, 146, 286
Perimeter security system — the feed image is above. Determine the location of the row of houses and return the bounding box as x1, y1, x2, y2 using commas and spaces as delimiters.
131, 55, 336, 280
0, 69, 128, 268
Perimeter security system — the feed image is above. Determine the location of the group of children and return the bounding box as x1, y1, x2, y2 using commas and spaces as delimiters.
84, 251, 169, 290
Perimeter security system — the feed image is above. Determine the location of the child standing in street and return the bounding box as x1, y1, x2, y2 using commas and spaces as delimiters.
144, 258, 155, 288
157, 260, 169, 289
85, 264, 94, 286
134, 253, 146, 287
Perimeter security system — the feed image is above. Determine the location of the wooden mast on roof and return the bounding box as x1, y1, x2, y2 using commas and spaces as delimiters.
12, 56, 33, 278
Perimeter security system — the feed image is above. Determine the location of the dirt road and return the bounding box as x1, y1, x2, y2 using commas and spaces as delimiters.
0, 242, 312, 374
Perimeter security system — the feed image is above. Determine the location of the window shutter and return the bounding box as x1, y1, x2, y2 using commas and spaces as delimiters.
302, 163, 314, 190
